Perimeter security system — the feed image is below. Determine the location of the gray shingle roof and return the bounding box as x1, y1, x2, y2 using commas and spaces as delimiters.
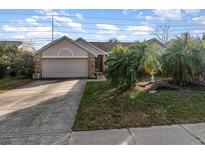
76, 37, 107, 55
0, 41, 22, 48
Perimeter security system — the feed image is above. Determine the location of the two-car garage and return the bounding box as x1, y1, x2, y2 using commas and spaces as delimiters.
42, 58, 88, 78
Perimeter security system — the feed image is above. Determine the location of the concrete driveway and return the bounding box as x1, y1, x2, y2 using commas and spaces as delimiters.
0, 79, 86, 144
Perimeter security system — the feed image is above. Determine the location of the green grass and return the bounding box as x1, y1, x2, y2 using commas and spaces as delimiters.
73, 81, 205, 131
0, 76, 32, 93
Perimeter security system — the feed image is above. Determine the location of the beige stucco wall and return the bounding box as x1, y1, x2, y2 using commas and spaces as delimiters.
42, 39, 88, 57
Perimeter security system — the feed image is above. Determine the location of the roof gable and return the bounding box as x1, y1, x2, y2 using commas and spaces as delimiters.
34, 36, 97, 57
76, 37, 107, 55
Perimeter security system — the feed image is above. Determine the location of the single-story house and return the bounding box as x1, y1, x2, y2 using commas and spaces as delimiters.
0, 41, 22, 47
18, 44, 36, 53
33, 36, 107, 79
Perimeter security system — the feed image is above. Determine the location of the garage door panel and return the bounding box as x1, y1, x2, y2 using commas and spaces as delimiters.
42, 58, 88, 78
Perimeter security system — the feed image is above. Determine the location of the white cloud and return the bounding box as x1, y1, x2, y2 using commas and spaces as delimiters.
122, 10, 128, 15
147, 9, 182, 21
96, 24, 119, 34
192, 29, 203, 33
135, 11, 143, 19
54, 16, 85, 32
76, 13, 84, 20
35, 9, 85, 32
3, 25, 28, 31
124, 25, 154, 35
96, 24, 119, 31
25, 16, 40, 26
145, 16, 153, 20
184, 9, 200, 15
192, 16, 205, 25
95, 35, 103, 39
3, 25, 52, 40
35, 9, 53, 16
54, 31, 67, 37
116, 35, 126, 40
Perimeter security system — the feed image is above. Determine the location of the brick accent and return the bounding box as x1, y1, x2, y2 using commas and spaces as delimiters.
88, 53, 95, 78
33, 53, 42, 74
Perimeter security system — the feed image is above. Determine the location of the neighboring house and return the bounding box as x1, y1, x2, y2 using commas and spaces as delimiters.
75, 37, 107, 72
0, 41, 35, 53
0, 41, 22, 48
90, 38, 165, 53
33, 36, 107, 79
18, 44, 36, 53
90, 41, 134, 52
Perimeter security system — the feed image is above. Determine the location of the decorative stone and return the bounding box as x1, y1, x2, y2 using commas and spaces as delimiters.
33, 53, 42, 74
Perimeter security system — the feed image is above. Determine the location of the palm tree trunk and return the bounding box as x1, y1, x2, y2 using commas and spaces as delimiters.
151, 75, 155, 83
199, 74, 203, 81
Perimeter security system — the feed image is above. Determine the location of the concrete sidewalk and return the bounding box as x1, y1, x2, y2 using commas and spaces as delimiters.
68, 123, 205, 145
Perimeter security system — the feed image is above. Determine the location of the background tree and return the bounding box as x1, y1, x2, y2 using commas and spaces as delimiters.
202, 32, 205, 40
108, 38, 119, 52
155, 25, 173, 45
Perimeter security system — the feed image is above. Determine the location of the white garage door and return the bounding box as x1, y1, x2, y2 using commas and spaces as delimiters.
42, 58, 88, 78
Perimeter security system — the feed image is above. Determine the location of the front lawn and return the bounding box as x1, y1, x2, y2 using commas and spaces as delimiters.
73, 81, 205, 131
0, 77, 32, 93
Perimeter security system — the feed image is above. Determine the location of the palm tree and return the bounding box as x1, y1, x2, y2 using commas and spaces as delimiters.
141, 45, 161, 82
191, 39, 205, 81
106, 45, 139, 88
161, 34, 194, 85
129, 41, 162, 82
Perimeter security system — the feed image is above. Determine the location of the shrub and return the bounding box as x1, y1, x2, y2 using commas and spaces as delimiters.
0, 46, 34, 79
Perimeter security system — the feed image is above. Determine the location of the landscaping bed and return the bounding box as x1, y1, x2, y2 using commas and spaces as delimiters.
73, 81, 205, 131
0, 77, 32, 93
